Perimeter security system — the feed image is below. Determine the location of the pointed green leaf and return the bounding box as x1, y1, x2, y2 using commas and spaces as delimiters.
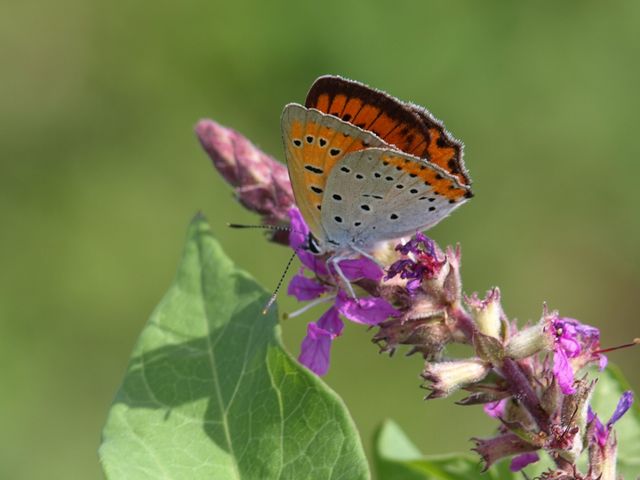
590, 364, 640, 478
99, 215, 369, 480
372, 420, 514, 480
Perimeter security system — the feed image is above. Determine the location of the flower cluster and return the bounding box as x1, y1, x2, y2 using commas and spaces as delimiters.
198, 118, 636, 479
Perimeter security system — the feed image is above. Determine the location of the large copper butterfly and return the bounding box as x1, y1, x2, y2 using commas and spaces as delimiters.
281, 76, 472, 290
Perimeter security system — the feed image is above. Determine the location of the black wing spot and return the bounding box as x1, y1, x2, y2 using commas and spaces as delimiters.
390, 213, 399, 220
374, 172, 381, 178
429, 197, 436, 202
340, 166, 351, 173
410, 188, 418, 194
305, 165, 324, 174
382, 161, 389, 166
447, 158, 460, 173
316, 204, 321, 210
449, 199, 456, 204
419, 165, 426, 170
437, 137, 448, 147
385, 176, 393, 181
419, 196, 428, 200
429, 206, 436, 212
355, 174, 364, 179
330, 148, 341, 156
334, 216, 343, 223
332, 194, 342, 201
396, 184, 404, 189
360, 204, 371, 211
372, 195, 383, 199
356, 122, 366, 128
342, 113, 352, 121
409, 173, 417, 178
306, 135, 314, 143
424, 181, 431, 186
435, 174, 443, 180
293, 139, 302, 147
395, 166, 403, 171
354, 221, 362, 227
311, 186, 323, 194
362, 141, 370, 147
319, 138, 327, 147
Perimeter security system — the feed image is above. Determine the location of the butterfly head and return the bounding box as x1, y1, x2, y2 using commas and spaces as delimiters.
305, 232, 325, 256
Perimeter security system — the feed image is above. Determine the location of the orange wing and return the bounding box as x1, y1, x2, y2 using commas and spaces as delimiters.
281, 103, 387, 239
306, 75, 471, 189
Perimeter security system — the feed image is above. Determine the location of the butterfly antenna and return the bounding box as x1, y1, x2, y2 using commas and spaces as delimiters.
262, 250, 297, 315
228, 223, 291, 232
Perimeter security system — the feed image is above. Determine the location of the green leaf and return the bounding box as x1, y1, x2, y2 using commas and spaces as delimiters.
589, 364, 640, 478
372, 420, 514, 480
99, 215, 369, 480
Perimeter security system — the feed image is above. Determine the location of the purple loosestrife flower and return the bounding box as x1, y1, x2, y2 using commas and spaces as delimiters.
287, 207, 399, 375
510, 452, 540, 472
587, 391, 634, 479
547, 315, 606, 395
588, 391, 633, 448
386, 232, 445, 293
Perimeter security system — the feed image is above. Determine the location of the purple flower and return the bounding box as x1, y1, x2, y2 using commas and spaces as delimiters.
287, 271, 327, 300
296, 291, 400, 375
483, 398, 508, 418
299, 320, 336, 376
588, 390, 634, 448
548, 315, 605, 395
510, 452, 539, 472
386, 232, 445, 293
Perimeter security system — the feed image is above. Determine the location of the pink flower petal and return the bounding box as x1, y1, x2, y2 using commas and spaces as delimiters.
287, 272, 327, 301
298, 322, 334, 376
338, 257, 383, 282
317, 307, 344, 336
484, 399, 508, 418
553, 348, 576, 395
510, 452, 539, 472
336, 293, 400, 325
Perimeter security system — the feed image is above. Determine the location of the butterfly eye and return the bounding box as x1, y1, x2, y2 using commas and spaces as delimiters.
306, 234, 322, 255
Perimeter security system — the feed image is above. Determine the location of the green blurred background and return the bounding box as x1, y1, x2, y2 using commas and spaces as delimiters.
2, 1, 639, 478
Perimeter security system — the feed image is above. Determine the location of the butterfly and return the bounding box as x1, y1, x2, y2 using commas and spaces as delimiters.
281, 75, 472, 295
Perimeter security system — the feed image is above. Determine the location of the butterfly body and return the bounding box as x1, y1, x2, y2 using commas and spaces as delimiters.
281, 76, 472, 291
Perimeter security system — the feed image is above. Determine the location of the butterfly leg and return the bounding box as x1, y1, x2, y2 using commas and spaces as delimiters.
329, 254, 358, 300
351, 245, 385, 268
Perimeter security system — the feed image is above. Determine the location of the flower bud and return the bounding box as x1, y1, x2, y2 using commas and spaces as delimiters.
422, 358, 490, 399
196, 119, 295, 243
373, 316, 451, 359
440, 245, 462, 305
553, 378, 595, 462
467, 287, 503, 339
506, 323, 552, 359
472, 433, 538, 472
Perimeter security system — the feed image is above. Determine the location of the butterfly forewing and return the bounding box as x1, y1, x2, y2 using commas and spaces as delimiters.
321, 148, 471, 250
281, 103, 387, 240
306, 75, 471, 187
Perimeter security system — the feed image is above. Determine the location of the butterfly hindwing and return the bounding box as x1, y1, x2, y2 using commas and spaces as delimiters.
321, 148, 471, 250
281, 103, 387, 239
